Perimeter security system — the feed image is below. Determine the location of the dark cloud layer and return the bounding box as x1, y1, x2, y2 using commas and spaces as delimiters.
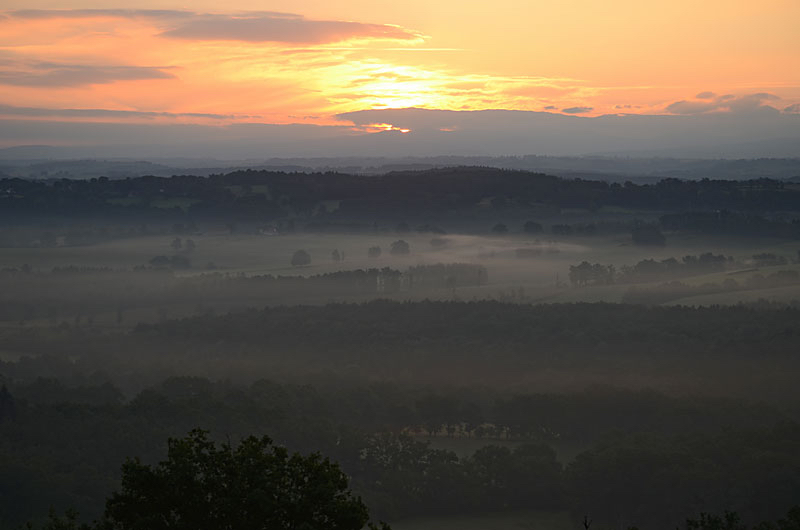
666, 93, 780, 115
562, 106, 593, 114
2, 108, 799, 158
160, 14, 420, 43
665, 100, 718, 114
0, 103, 246, 120
0, 63, 174, 87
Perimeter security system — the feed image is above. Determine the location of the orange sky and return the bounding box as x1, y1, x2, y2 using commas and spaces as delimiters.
1, 0, 799, 128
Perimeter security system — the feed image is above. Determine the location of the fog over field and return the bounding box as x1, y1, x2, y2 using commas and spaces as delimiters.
2, 228, 798, 326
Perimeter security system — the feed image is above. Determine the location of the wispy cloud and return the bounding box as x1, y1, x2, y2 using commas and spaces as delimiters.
5, 9, 425, 45
7, 9, 194, 20
0, 62, 174, 87
161, 14, 424, 44
562, 106, 593, 114
0, 103, 252, 120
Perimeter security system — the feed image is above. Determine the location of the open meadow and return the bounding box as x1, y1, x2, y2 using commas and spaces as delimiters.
392, 510, 572, 530
1, 229, 797, 331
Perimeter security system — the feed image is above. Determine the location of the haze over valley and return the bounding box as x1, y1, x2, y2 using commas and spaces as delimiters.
2, 2, 800, 530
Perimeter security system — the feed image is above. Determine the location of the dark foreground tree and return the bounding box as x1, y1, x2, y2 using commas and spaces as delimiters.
99, 429, 387, 530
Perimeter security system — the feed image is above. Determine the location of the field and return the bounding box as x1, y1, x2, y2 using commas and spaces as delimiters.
667, 283, 800, 305
1, 230, 798, 330
421, 435, 590, 464
2, 230, 795, 279
393, 510, 572, 530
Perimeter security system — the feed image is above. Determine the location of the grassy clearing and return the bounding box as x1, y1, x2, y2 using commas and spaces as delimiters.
106, 197, 141, 207
418, 436, 526, 458
420, 435, 589, 465
106, 197, 202, 211
392, 510, 572, 530
150, 197, 202, 211
2, 231, 794, 280
1, 232, 797, 332
666, 284, 800, 306
676, 263, 800, 286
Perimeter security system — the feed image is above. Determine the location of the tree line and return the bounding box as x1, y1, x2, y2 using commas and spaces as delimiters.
4, 169, 800, 227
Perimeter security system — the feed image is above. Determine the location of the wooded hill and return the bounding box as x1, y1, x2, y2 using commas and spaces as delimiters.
3, 167, 800, 224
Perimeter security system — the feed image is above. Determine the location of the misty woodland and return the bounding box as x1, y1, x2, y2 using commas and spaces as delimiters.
1, 1, 800, 530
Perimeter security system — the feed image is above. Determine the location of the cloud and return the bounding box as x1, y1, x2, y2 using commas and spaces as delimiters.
562, 106, 593, 114
784, 104, 800, 114
727, 92, 779, 113
0, 62, 174, 87
160, 14, 423, 44
5, 9, 424, 45
0, 103, 249, 120
8, 9, 193, 20
664, 100, 718, 114
544, 105, 557, 110
695, 91, 716, 99
666, 92, 780, 115
3, 108, 800, 159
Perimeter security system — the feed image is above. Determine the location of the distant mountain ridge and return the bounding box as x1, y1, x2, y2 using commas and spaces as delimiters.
2, 107, 799, 160
1, 151, 799, 182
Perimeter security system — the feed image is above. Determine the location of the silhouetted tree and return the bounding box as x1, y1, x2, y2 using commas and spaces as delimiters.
552, 224, 574, 236
101, 429, 386, 530
390, 240, 410, 256
523, 221, 543, 234
291, 249, 311, 267
686, 511, 746, 530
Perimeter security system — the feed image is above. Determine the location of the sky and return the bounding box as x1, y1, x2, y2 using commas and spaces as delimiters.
0, 0, 799, 156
